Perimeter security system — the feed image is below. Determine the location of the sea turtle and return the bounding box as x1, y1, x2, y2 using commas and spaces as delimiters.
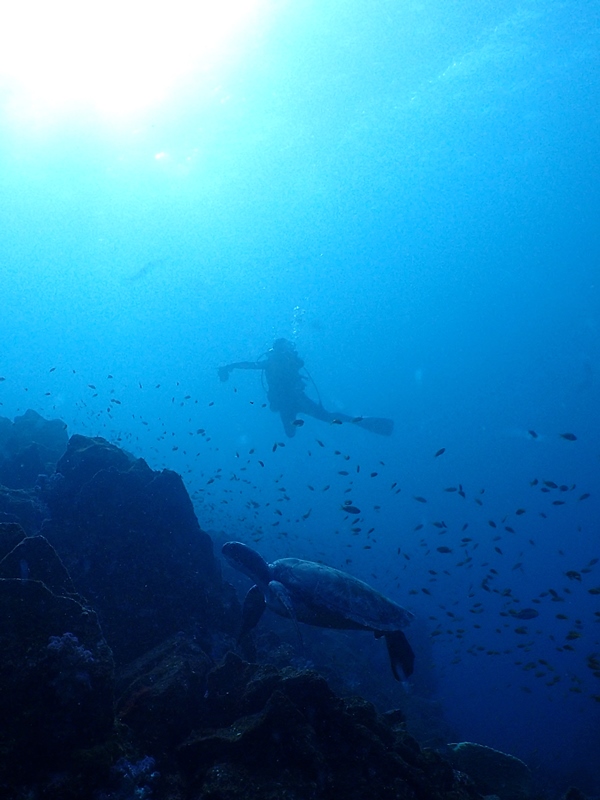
222, 541, 415, 679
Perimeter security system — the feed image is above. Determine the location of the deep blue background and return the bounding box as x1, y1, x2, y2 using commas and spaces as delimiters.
1, 0, 599, 792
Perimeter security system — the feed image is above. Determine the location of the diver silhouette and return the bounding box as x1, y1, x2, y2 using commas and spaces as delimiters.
218, 338, 394, 438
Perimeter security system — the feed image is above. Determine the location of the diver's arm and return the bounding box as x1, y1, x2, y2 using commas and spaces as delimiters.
218, 361, 262, 381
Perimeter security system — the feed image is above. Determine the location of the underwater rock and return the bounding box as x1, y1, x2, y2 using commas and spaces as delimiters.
0, 521, 30, 558
0, 483, 47, 533
173, 652, 479, 800
446, 741, 532, 800
0, 530, 77, 595
116, 633, 215, 751
0, 409, 68, 489
0, 528, 114, 784
115, 645, 479, 799
41, 433, 237, 663
561, 788, 588, 800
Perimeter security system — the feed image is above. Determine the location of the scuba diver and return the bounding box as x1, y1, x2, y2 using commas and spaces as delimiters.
218, 338, 394, 438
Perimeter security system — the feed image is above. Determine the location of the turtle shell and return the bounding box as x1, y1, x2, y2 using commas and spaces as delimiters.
270, 558, 413, 631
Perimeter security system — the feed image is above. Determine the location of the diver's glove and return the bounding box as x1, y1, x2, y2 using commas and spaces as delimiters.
218, 366, 231, 382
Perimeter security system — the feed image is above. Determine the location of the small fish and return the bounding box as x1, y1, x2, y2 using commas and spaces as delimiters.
560, 432, 577, 441
338, 470, 349, 476
528, 430, 538, 438
515, 608, 539, 620
413, 496, 427, 503
342, 505, 361, 515
434, 448, 446, 457
316, 439, 325, 447
292, 419, 304, 427
437, 546, 452, 554
515, 509, 526, 515
578, 493, 590, 501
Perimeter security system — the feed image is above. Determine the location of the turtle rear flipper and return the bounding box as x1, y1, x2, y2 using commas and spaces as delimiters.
383, 630, 415, 680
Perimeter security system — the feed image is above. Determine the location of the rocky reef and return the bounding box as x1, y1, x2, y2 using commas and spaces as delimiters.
0, 410, 549, 799
446, 741, 532, 800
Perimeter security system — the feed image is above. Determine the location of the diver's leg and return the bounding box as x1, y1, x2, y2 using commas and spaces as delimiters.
279, 408, 298, 437
298, 394, 394, 435
296, 395, 354, 424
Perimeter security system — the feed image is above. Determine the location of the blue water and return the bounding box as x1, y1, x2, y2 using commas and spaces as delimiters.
1, 0, 599, 792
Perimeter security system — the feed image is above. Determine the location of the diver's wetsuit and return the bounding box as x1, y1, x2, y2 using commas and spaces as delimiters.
219, 339, 393, 438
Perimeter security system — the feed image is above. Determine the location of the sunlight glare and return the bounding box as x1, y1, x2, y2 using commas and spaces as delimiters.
0, 0, 263, 120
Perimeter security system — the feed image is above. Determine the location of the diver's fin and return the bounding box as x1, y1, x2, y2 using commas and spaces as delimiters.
353, 417, 394, 436
383, 630, 415, 680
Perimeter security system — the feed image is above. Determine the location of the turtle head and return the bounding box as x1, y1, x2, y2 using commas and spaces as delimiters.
222, 541, 271, 587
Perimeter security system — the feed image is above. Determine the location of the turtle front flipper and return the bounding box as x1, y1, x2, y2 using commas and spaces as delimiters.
238, 584, 266, 643
382, 630, 415, 680
269, 580, 305, 651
